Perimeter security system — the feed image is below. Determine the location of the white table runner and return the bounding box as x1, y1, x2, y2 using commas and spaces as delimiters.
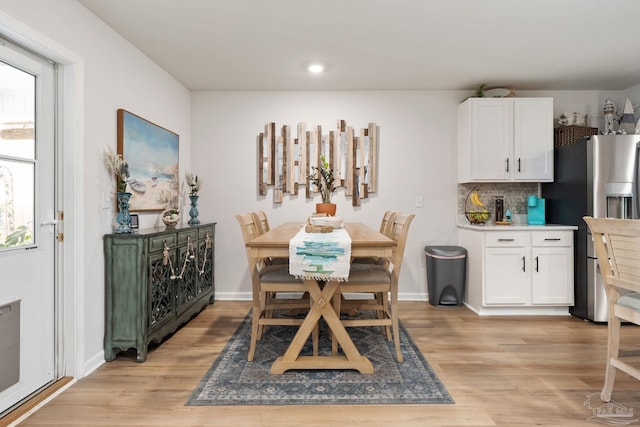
289, 226, 351, 281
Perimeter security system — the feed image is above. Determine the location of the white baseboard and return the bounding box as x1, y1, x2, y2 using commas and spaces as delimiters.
83, 351, 105, 377
464, 302, 571, 316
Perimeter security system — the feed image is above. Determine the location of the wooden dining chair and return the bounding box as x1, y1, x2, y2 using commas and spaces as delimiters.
583, 216, 640, 402
380, 210, 398, 237
250, 211, 288, 265
235, 213, 316, 361
251, 210, 271, 236
352, 211, 397, 265
334, 213, 415, 362
250, 210, 307, 318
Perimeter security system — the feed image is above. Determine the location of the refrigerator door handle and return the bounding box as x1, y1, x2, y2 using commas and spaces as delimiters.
634, 142, 640, 219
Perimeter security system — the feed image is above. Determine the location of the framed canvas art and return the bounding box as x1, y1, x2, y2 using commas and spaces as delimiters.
117, 109, 179, 212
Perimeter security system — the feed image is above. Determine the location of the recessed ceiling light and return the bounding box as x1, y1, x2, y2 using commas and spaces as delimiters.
308, 63, 325, 74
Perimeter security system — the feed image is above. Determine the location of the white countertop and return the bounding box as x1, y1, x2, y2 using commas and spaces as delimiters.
457, 214, 578, 231
458, 223, 578, 231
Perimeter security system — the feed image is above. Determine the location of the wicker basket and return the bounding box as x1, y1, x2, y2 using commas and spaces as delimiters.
554, 125, 599, 147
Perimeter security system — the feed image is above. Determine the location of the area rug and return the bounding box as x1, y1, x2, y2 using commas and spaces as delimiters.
186, 311, 454, 406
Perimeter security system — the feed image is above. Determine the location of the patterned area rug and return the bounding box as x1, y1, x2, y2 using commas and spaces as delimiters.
186, 311, 454, 405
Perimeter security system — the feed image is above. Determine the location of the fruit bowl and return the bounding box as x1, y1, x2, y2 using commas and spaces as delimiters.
465, 188, 490, 225
465, 210, 490, 225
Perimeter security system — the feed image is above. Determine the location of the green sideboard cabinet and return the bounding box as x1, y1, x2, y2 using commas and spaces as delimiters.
104, 222, 216, 362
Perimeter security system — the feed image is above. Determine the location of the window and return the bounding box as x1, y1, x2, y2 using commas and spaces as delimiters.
0, 61, 36, 249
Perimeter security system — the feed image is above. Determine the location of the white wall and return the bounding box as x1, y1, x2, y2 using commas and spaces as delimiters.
0, 0, 192, 375
190, 90, 614, 302
192, 91, 464, 300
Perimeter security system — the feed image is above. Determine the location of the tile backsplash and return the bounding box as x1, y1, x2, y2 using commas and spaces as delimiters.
458, 182, 539, 217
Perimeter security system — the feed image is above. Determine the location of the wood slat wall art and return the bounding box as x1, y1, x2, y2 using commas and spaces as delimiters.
267, 122, 275, 186
257, 123, 278, 196
257, 120, 379, 204
274, 134, 284, 203
306, 130, 314, 199
257, 132, 266, 195
344, 125, 354, 197
368, 122, 378, 193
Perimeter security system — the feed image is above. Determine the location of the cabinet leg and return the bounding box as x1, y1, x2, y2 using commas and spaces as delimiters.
136, 346, 148, 362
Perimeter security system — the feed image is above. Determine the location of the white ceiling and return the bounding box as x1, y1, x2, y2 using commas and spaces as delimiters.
78, 0, 640, 92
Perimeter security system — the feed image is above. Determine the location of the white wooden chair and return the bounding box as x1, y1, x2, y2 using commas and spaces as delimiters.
583, 216, 640, 402
235, 213, 315, 361
334, 213, 415, 362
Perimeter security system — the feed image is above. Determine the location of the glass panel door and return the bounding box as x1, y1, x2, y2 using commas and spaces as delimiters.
0, 37, 57, 416
0, 60, 35, 249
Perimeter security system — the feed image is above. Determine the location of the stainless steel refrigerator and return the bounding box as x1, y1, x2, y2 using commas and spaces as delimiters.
542, 134, 640, 321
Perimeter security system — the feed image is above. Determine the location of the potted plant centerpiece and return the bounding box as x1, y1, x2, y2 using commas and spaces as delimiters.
308, 155, 337, 216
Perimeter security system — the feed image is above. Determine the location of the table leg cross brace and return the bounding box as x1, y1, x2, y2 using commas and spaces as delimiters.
270, 280, 374, 374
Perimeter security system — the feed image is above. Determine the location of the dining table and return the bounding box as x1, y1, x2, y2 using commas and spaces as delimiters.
245, 221, 396, 374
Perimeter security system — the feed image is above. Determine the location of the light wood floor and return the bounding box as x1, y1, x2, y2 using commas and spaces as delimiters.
12, 301, 640, 426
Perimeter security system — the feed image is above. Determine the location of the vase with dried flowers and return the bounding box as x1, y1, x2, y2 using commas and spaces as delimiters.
308, 155, 337, 216
185, 172, 201, 225
103, 146, 132, 233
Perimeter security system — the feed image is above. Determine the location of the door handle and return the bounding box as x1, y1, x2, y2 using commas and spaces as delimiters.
522, 256, 526, 272
40, 209, 59, 231
544, 238, 561, 241
498, 238, 515, 242
40, 218, 58, 234
517, 158, 521, 172
505, 158, 509, 173
535, 256, 539, 272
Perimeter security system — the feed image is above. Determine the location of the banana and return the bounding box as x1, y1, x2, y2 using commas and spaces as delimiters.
469, 190, 477, 206
469, 191, 478, 206
470, 190, 485, 208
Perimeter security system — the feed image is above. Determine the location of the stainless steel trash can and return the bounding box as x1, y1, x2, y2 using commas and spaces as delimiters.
425, 246, 467, 307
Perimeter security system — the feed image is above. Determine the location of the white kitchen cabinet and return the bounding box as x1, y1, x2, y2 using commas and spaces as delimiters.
458, 226, 575, 315
458, 97, 553, 183
530, 234, 574, 305
484, 246, 528, 304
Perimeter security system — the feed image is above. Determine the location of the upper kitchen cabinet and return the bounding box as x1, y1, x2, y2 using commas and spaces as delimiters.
458, 97, 553, 183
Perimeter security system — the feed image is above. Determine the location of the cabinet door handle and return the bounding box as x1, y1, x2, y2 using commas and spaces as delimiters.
498, 238, 515, 242
505, 158, 509, 173
544, 238, 561, 241
517, 158, 521, 172
535, 256, 539, 272
522, 256, 526, 272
